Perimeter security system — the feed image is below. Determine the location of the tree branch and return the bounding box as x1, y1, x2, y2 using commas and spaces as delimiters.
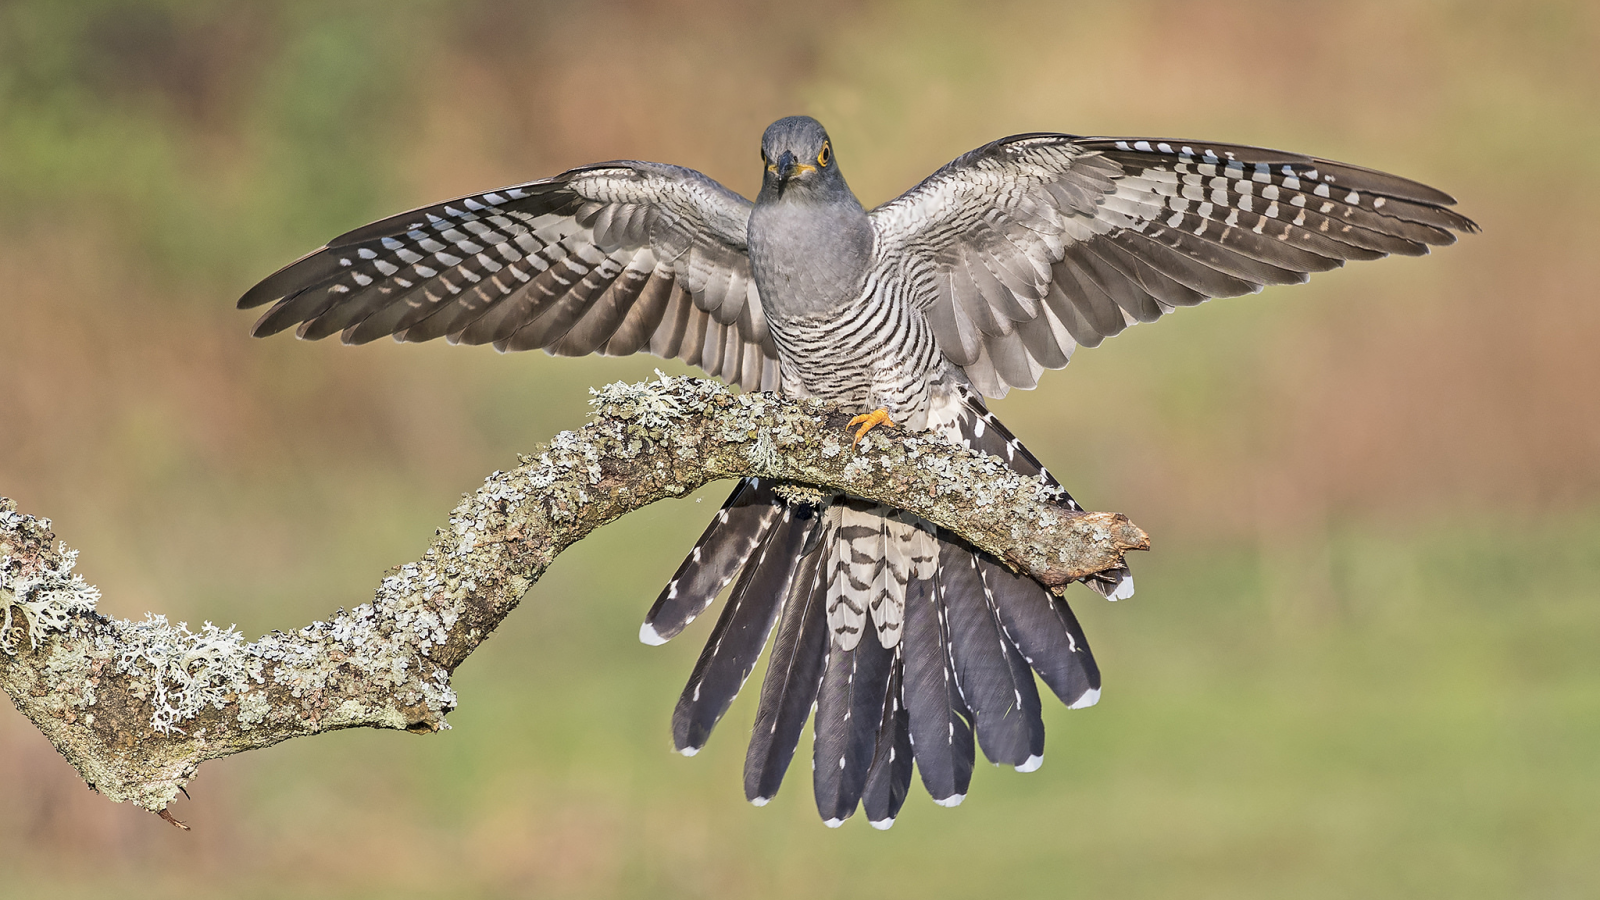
0, 375, 1148, 823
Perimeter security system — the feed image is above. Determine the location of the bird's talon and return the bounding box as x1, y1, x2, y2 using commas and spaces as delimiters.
848, 408, 898, 447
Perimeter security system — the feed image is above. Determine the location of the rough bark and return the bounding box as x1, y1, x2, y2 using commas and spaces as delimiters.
0, 375, 1147, 824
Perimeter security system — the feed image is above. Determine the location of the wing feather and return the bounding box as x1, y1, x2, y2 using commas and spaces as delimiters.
240, 162, 779, 390
552, 254, 655, 357
871, 134, 1475, 398
649, 284, 696, 359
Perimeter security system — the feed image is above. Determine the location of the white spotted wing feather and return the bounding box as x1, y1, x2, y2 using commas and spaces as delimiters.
870, 134, 1477, 399
240, 162, 779, 391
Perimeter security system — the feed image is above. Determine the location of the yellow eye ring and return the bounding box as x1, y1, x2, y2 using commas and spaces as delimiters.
817, 142, 831, 167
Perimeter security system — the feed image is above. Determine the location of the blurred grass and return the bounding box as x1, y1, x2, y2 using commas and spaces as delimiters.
4, 508, 1595, 899
1, 0, 1597, 897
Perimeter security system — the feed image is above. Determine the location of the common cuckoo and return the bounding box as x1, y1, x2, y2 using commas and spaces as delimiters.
239, 116, 1475, 828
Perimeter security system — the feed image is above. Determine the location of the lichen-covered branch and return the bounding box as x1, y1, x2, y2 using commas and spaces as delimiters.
0, 375, 1147, 822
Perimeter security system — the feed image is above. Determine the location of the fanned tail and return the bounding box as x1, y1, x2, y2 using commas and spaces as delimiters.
643, 385, 1118, 825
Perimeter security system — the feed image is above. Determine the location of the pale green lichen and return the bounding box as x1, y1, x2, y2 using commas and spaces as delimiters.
285, 573, 460, 727
771, 483, 831, 507
1, 505, 459, 739
236, 687, 271, 730
589, 372, 687, 430
746, 428, 782, 471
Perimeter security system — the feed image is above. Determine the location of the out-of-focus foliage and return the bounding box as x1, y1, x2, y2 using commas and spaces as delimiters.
1, 1, 1596, 897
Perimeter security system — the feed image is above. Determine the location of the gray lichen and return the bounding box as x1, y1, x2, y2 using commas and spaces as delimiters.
0, 536, 100, 654
589, 371, 688, 430
771, 483, 832, 508
115, 616, 256, 735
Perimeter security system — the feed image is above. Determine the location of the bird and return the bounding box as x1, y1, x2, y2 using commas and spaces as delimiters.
238, 115, 1476, 828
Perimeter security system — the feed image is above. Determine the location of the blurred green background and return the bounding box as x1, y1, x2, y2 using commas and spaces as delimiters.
2, 0, 1597, 897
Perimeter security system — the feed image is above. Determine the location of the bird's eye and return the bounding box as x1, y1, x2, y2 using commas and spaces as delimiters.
817, 142, 832, 167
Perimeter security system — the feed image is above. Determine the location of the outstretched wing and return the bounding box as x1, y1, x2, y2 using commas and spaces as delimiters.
239, 162, 779, 392
870, 135, 1478, 398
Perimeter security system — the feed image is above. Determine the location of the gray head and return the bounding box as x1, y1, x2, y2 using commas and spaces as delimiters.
746, 116, 872, 312
758, 116, 852, 203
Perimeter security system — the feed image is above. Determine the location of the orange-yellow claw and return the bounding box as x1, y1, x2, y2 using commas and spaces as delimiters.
848, 408, 898, 447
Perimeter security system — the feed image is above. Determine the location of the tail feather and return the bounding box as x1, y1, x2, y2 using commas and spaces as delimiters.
826, 501, 880, 651
869, 512, 916, 648
952, 385, 1076, 506
941, 543, 1046, 769
671, 503, 815, 754
902, 571, 976, 806
812, 616, 895, 826
1084, 565, 1135, 601
980, 554, 1101, 709
643, 477, 782, 645
860, 656, 914, 829
744, 527, 832, 805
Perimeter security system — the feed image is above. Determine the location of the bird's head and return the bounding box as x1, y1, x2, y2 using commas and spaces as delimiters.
759, 116, 847, 202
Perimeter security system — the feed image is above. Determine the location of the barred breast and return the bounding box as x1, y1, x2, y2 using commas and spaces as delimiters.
764, 276, 949, 432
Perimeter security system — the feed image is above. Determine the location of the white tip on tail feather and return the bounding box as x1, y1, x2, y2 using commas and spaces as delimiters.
933, 793, 966, 808
678, 745, 700, 757
824, 817, 844, 828
750, 796, 770, 807
1016, 754, 1044, 773
639, 621, 669, 645
1109, 573, 1135, 601
869, 818, 896, 831
1069, 687, 1101, 709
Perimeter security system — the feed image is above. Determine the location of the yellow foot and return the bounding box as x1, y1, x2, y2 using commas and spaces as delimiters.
848, 408, 899, 447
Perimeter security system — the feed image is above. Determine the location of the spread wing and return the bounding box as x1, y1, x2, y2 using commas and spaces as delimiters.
870, 134, 1478, 398
239, 162, 779, 392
